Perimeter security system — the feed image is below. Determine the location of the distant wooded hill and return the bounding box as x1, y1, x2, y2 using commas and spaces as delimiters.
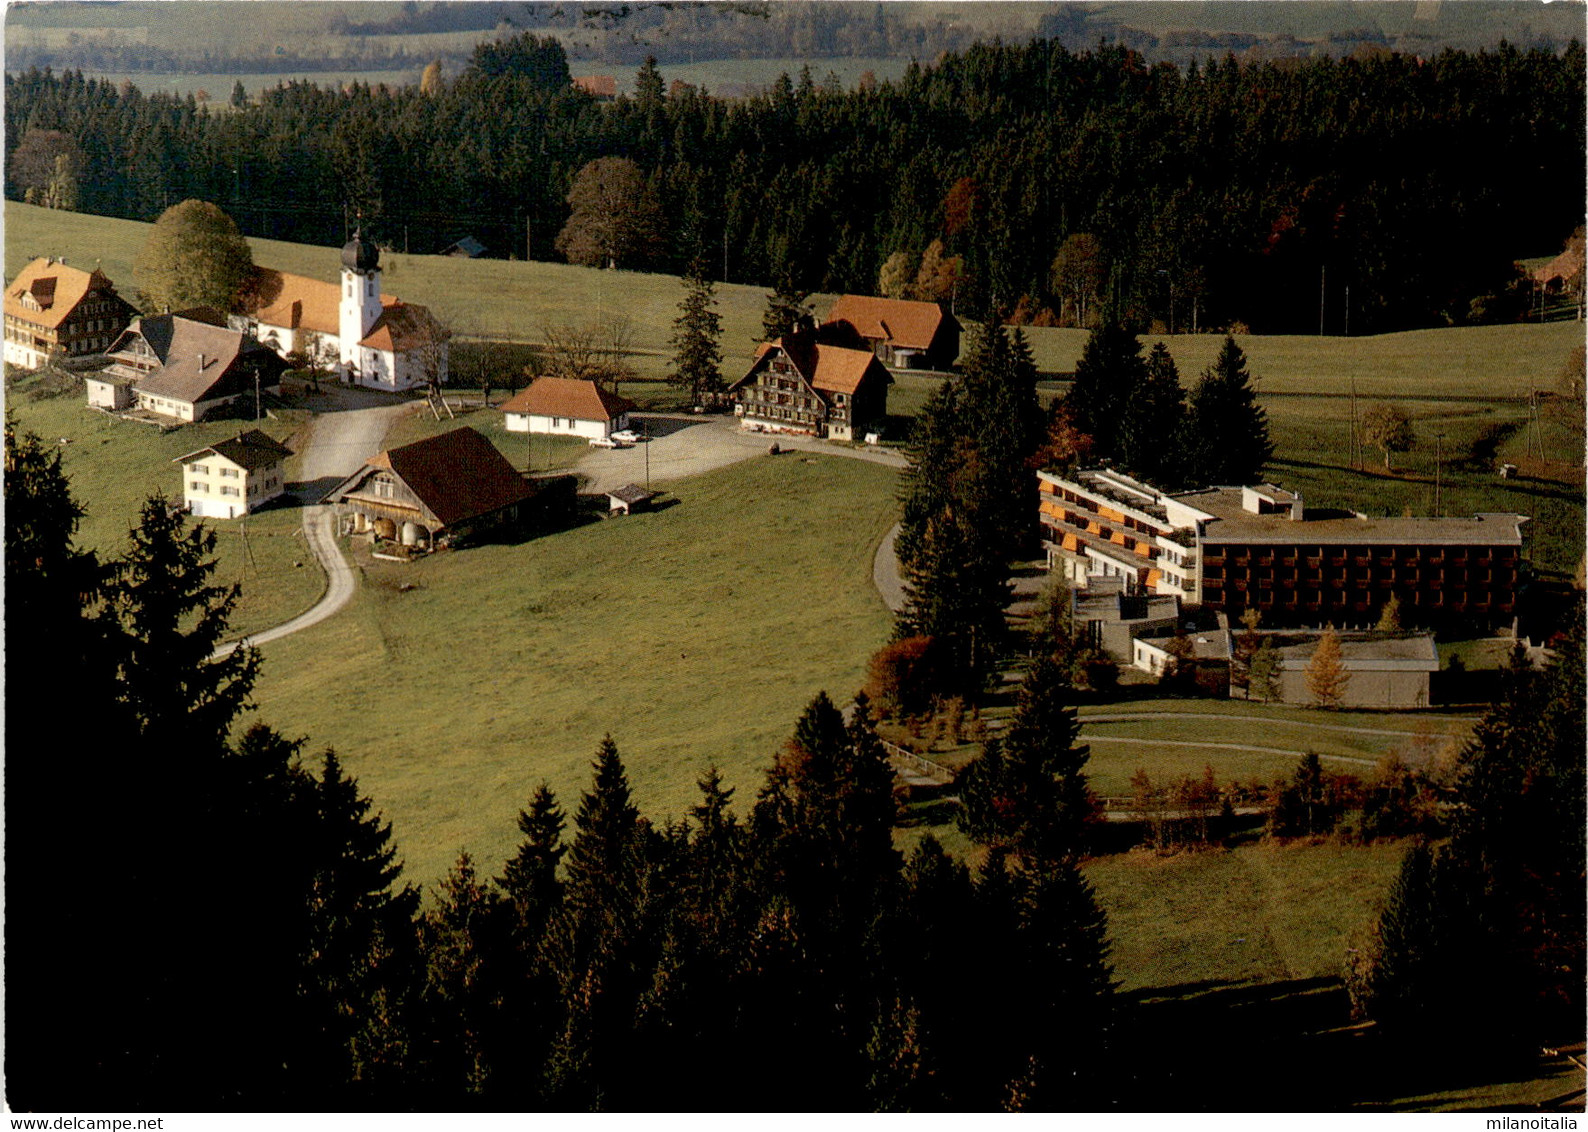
6, 0, 1585, 73
5, 33, 1583, 335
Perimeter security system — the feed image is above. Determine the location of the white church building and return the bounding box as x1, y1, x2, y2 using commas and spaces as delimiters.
236, 231, 448, 392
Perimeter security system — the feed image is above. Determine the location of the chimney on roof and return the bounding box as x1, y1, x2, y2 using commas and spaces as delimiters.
198, 352, 208, 370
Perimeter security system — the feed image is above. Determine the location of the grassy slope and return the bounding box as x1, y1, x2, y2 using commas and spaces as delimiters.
6, 202, 796, 386
5, 386, 322, 639
1084, 840, 1407, 992
248, 454, 898, 888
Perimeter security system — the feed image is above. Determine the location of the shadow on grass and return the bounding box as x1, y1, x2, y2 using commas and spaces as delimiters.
1113, 975, 1575, 1110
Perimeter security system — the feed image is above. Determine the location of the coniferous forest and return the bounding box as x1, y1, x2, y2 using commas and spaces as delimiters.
5, 31, 1584, 332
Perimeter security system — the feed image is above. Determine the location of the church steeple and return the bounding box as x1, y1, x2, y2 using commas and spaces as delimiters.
338, 227, 383, 376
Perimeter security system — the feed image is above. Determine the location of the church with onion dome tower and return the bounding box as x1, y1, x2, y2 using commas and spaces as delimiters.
236, 228, 449, 392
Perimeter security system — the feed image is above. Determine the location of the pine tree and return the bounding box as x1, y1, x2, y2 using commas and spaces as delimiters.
667, 270, 724, 407
1376, 592, 1405, 633
1064, 324, 1145, 458
1305, 626, 1350, 709
1353, 613, 1586, 1053
102, 496, 260, 752
899, 505, 1009, 688
499, 783, 566, 937
1118, 342, 1187, 485
1247, 636, 1283, 703
1183, 335, 1272, 485
761, 278, 811, 342
544, 737, 653, 1107
956, 655, 1094, 863
303, 749, 422, 1099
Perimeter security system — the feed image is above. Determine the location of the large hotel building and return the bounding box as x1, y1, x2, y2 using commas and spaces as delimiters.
1038, 468, 1528, 624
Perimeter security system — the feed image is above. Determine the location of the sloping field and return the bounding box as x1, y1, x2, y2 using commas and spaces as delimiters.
5, 202, 799, 385
5, 387, 321, 639
246, 453, 899, 887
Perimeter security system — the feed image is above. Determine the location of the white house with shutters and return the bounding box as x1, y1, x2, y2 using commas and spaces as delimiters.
175, 429, 294, 520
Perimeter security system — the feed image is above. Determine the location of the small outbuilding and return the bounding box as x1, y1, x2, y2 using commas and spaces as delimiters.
607, 483, 657, 515
442, 236, 487, 259
86, 373, 137, 411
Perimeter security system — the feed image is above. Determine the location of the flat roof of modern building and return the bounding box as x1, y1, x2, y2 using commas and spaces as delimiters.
1176, 486, 1527, 546
1271, 632, 1440, 671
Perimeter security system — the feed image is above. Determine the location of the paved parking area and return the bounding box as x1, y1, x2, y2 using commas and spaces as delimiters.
573, 412, 906, 494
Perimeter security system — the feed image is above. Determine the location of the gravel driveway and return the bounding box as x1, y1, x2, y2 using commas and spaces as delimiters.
212, 390, 415, 657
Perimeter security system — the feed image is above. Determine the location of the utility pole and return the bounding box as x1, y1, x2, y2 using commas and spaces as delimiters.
1319, 264, 1326, 336
1349, 372, 1358, 469
254, 369, 262, 420
1434, 431, 1444, 517
1344, 285, 1350, 338
643, 419, 650, 491
722, 227, 728, 284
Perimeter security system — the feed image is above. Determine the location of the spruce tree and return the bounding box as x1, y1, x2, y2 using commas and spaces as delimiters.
1064, 324, 1145, 458
956, 655, 1094, 863
544, 737, 653, 1107
1183, 335, 1272, 485
1118, 342, 1188, 486
667, 269, 724, 407
761, 275, 811, 342
102, 495, 260, 752
499, 783, 566, 937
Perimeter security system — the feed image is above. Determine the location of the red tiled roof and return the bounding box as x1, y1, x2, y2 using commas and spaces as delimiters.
825, 295, 950, 351
366, 426, 536, 528
737, 331, 889, 397
499, 377, 635, 423
360, 302, 446, 353
573, 75, 617, 97
4, 257, 121, 330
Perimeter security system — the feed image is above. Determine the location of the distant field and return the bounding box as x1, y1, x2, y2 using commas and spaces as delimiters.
3, 384, 323, 639
246, 454, 899, 887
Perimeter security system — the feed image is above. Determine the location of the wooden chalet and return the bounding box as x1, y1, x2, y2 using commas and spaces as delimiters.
4, 256, 137, 370
726, 325, 892, 441
325, 426, 566, 551
104, 310, 287, 422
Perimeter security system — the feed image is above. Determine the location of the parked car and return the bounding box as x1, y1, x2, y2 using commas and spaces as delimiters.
610, 429, 644, 444
589, 435, 630, 449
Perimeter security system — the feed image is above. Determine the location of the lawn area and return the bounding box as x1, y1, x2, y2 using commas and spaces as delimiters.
246, 452, 900, 888
380, 402, 590, 474
5, 382, 323, 638
1083, 839, 1409, 993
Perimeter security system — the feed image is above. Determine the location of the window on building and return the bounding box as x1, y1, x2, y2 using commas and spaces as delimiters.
192, 463, 209, 475
190, 482, 208, 494
374, 474, 396, 500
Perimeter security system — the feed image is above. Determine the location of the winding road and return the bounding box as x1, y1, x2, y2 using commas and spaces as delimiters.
211, 394, 413, 659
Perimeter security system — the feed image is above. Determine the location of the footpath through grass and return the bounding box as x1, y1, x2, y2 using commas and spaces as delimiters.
247, 453, 899, 887
5, 385, 323, 638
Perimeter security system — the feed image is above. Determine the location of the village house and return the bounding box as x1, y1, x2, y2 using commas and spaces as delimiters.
726, 324, 892, 441
572, 74, 617, 100
325, 426, 564, 551
499, 377, 636, 440
103, 310, 288, 422
1039, 467, 1529, 627
236, 231, 448, 391
4, 257, 138, 370
174, 429, 294, 520
824, 294, 960, 371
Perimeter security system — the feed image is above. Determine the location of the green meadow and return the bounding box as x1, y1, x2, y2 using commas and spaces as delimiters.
4, 385, 322, 639
246, 454, 898, 887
